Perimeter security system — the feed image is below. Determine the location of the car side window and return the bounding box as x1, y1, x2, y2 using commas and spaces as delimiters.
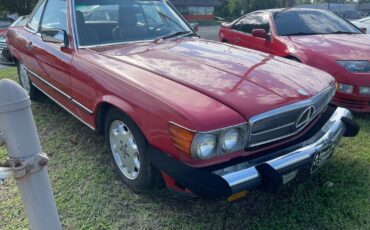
27, 0, 46, 31
40, 0, 67, 32
88, 12, 108, 21
233, 13, 270, 34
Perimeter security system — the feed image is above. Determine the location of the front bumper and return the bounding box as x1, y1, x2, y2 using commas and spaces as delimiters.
333, 93, 370, 113
149, 107, 359, 198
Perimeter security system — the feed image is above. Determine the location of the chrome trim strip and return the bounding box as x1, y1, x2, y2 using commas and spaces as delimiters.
251, 122, 295, 136
25, 67, 72, 100
25, 67, 94, 115
32, 83, 95, 130
168, 121, 248, 133
218, 107, 352, 194
71, 99, 93, 115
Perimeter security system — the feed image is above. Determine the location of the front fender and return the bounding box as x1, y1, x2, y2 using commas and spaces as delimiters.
93, 94, 142, 130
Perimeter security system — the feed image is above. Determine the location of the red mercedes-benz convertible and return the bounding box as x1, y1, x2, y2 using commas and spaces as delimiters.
219, 8, 370, 113
7, 0, 358, 199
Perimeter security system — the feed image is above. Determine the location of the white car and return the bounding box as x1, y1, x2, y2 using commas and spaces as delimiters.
351, 16, 370, 34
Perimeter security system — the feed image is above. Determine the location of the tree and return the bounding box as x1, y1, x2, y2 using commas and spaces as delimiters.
286, 0, 296, 7
1, 0, 38, 15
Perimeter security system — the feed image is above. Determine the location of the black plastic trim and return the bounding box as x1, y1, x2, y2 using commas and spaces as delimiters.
148, 147, 232, 198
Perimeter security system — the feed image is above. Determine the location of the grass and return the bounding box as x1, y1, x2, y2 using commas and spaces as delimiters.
0, 67, 369, 229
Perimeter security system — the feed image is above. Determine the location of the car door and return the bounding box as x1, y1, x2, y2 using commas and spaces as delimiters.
231, 13, 274, 54
17, 0, 47, 75
32, 0, 74, 110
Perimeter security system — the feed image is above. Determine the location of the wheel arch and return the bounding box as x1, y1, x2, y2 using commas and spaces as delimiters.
94, 95, 142, 135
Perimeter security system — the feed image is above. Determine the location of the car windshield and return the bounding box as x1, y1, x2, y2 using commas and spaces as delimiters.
10, 16, 29, 27
274, 10, 362, 36
74, 0, 193, 46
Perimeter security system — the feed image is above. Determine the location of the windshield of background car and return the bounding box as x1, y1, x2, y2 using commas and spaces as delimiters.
274, 10, 362, 36
74, 0, 192, 46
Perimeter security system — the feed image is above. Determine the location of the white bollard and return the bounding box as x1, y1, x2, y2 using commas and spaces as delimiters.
0, 79, 61, 230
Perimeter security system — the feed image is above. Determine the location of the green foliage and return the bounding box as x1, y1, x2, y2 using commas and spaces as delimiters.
216, 0, 287, 18
1, 0, 38, 15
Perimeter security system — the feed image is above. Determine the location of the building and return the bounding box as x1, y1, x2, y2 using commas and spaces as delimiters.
296, 3, 370, 19
170, 0, 220, 20
359, 3, 370, 16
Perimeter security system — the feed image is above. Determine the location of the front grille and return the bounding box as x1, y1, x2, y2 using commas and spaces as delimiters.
248, 86, 335, 147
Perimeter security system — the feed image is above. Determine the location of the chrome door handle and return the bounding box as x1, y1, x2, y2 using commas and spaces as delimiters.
26, 41, 33, 50
236, 37, 241, 43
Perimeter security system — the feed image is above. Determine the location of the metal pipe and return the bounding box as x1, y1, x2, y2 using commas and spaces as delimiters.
0, 79, 61, 230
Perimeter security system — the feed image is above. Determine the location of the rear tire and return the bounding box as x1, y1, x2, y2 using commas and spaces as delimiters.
104, 108, 159, 192
17, 61, 41, 100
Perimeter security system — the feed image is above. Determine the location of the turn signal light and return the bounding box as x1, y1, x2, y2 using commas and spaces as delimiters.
169, 123, 195, 155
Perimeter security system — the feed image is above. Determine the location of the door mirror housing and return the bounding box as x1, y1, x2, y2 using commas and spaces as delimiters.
252, 28, 268, 39
41, 29, 68, 47
360, 27, 367, 33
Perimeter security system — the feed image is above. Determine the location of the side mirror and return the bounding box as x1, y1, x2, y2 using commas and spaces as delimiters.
252, 28, 268, 39
360, 27, 367, 33
190, 22, 199, 32
41, 29, 68, 47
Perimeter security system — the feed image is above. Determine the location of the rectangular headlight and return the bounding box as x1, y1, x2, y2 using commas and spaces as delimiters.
337, 61, 370, 73
338, 83, 354, 94
360, 86, 370, 96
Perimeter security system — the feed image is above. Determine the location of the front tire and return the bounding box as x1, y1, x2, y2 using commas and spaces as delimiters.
104, 108, 159, 192
17, 61, 40, 100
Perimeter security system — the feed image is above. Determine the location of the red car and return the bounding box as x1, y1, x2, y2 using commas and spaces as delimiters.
7, 0, 358, 199
219, 8, 370, 113
0, 16, 29, 65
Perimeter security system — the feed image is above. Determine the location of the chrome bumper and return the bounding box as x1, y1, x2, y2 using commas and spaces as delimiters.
218, 107, 353, 194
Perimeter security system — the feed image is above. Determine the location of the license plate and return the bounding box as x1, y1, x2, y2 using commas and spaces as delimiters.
311, 141, 338, 174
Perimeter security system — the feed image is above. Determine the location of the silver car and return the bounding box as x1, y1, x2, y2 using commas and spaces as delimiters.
351, 16, 370, 34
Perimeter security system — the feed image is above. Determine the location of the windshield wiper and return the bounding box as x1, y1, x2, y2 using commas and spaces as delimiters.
329, 31, 360, 34
280, 32, 319, 36
154, 31, 192, 42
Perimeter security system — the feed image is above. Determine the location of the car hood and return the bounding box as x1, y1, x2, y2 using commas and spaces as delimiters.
284, 34, 370, 60
93, 38, 334, 118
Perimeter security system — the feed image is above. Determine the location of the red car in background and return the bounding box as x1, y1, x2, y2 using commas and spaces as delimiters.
0, 16, 29, 65
7, 0, 358, 199
219, 8, 370, 113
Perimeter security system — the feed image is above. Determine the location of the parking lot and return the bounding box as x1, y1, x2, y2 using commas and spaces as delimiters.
197, 25, 220, 41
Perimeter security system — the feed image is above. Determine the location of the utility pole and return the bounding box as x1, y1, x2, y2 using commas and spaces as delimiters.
0, 79, 61, 230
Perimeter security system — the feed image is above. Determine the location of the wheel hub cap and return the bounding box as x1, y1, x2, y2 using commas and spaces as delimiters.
109, 120, 140, 180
